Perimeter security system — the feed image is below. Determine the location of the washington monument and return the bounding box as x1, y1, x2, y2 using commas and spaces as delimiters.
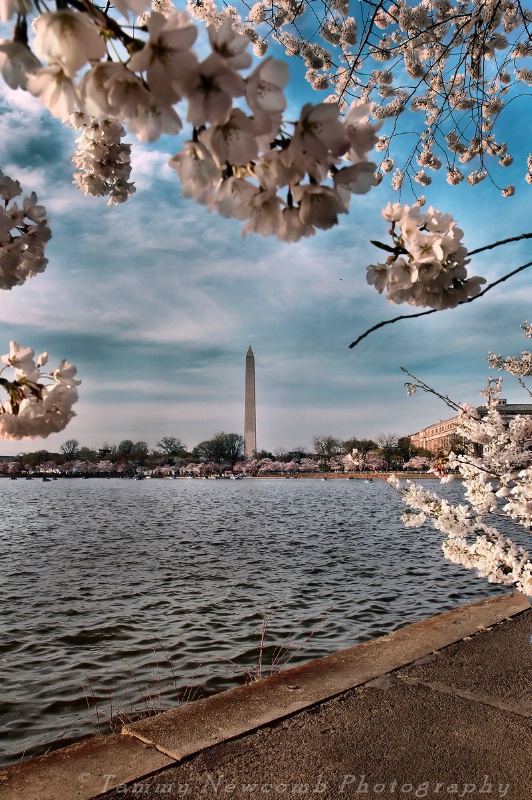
244, 346, 256, 459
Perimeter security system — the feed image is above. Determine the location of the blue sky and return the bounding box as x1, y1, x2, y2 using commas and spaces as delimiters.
0, 16, 531, 456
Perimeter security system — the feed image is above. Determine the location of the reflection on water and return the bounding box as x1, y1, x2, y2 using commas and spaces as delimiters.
0, 477, 509, 766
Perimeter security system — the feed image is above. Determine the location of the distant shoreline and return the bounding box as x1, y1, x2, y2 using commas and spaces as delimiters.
0, 472, 439, 480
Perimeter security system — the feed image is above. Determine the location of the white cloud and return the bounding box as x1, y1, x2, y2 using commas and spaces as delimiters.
0, 162, 49, 194
130, 145, 176, 190
0, 85, 43, 115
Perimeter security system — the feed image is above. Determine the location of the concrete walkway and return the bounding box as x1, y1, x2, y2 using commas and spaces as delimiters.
1, 593, 530, 800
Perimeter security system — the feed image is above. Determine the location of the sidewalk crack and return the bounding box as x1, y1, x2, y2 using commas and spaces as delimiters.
398, 676, 532, 719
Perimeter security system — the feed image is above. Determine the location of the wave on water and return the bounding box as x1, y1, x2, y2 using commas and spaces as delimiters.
0, 477, 511, 766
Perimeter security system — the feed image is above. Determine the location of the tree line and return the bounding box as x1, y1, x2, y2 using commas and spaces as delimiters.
2, 431, 435, 474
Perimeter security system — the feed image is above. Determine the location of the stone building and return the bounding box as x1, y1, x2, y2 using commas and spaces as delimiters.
410, 400, 532, 455
410, 415, 458, 454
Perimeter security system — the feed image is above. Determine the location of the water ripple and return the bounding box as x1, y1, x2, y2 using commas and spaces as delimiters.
0, 477, 513, 766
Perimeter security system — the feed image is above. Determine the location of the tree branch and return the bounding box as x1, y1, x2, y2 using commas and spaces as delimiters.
349, 260, 532, 349
349, 308, 437, 349
469, 232, 532, 256
400, 367, 462, 412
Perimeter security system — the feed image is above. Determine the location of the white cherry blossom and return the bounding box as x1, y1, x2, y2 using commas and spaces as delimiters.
184, 52, 246, 127
0, 170, 50, 290
397, 337, 532, 595
213, 176, 258, 220
0, 0, 32, 23
283, 103, 349, 179
33, 10, 106, 78
168, 140, 220, 205
333, 162, 377, 194
0, 39, 41, 90
199, 108, 258, 167
0, 342, 80, 440
27, 63, 80, 118
67, 114, 136, 205
208, 16, 251, 70
245, 56, 289, 135
278, 206, 316, 242
292, 183, 346, 230
113, 0, 151, 19
128, 11, 199, 105
242, 190, 283, 237
367, 203, 486, 310
81, 63, 182, 142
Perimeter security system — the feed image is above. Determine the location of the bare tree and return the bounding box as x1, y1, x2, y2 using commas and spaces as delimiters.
375, 433, 400, 471
132, 441, 149, 465
343, 438, 376, 458
313, 435, 345, 469
156, 437, 186, 461
60, 439, 80, 462
117, 440, 134, 458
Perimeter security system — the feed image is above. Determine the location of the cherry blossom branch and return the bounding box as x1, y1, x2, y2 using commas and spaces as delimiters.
469, 232, 532, 257
470, 259, 532, 299
517, 377, 532, 398
397, 332, 532, 594
348, 307, 437, 349
399, 367, 462, 412
350, 259, 532, 350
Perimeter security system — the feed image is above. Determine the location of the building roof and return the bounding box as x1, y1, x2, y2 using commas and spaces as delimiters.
477, 404, 532, 414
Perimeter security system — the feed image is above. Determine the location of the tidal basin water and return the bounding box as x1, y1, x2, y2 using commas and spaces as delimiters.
0, 476, 511, 766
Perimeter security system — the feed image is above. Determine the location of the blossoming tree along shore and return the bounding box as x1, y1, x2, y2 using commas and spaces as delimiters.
1, 1, 532, 436
389, 323, 532, 596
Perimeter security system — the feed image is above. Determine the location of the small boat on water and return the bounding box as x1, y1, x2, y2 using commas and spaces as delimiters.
42, 477, 52, 482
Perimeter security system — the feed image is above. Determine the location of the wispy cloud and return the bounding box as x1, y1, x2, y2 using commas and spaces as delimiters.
0, 61, 530, 456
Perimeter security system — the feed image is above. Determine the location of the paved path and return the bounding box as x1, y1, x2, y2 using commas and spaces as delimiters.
1, 593, 530, 800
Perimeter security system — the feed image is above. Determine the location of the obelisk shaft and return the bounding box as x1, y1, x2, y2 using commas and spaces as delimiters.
244, 347, 256, 459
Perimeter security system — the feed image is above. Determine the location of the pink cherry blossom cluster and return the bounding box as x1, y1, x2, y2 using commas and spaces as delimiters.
0, 175, 78, 441
229, 0, 532, 192
1, 5, 379, 240
366, 202, 486, 310
488, 349, 532, 377
3, 0, 532, 193
170, 97, 378, 240
0, 170, 51, 290
400, 478, 532, 595
392, 331, 532, 595
66, 114, 136, 206
0, 341, 81, 440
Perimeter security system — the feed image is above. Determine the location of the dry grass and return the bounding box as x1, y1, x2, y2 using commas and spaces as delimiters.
83, 608, 329, 734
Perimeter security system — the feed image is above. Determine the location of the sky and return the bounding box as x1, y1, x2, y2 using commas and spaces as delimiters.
0, 12, 531, 457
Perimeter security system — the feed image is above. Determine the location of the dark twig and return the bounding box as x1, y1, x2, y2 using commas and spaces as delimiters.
469, 232, 532, 257
517, 377, 532, 399
400, 367, 462, 412
349, 260, 532, 349
467, 259, 532, 300
349, 308, 436, 349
